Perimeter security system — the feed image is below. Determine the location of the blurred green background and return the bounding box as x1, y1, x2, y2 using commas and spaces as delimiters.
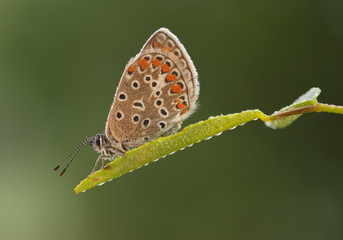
0, 0, 342, 239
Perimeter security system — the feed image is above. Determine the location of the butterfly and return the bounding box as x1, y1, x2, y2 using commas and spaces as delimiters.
53, 28, 199, 176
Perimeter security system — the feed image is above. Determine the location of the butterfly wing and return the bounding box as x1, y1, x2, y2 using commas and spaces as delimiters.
141, 28, 199, 112
105, 28, 199, 148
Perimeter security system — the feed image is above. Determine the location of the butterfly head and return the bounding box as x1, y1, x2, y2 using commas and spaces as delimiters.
88, 133, 110, 154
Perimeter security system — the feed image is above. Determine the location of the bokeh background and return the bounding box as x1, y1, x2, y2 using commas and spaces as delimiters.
1, 0, 342, 239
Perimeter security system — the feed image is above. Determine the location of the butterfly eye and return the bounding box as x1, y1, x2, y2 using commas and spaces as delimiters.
95, 138, 101, 146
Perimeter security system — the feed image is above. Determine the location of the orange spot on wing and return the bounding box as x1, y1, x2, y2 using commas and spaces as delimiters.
162, 45, 170, 53
152, 59, 162, 67
139, 59, 148, 70
153, 41, 159, 48
128, 65, 136, 73
171, 85, 182, 93
166, 74, 176, 82
174, 99, 187, 109
162, 64, 170, 73
182, 109, 187, 114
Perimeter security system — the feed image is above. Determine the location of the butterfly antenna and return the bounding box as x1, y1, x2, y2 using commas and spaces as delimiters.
53, 139, 89, 176
53, 148, 78, 172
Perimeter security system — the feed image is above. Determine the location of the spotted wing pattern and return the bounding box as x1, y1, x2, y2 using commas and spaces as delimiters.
105, 28, 199, 149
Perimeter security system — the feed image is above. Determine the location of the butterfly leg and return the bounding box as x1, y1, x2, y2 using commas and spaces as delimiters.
89, 155, 103, 176
102, 158, 105, 169
109, 146, 126, 157
117, 139, 133, 153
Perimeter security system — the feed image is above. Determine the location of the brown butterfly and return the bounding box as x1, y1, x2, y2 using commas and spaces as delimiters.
53, 28, 199, 176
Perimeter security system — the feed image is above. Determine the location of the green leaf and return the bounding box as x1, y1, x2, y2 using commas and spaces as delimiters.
265, 87, 321, 129
75, 110, 264, 193
74, 87, 343, 193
